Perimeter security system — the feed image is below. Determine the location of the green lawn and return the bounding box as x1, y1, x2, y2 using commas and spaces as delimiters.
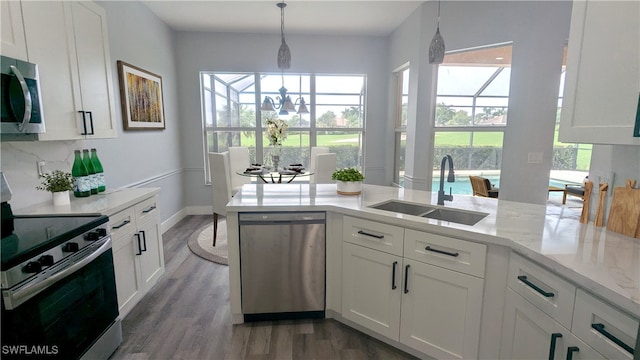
215, 128, 590, 170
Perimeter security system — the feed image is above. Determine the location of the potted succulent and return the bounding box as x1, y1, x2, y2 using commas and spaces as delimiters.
332, 168, 364, 195
36, 170, 75, 206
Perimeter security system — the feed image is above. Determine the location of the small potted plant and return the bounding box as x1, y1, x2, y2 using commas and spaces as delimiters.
332, 168, 364, 195
36, 170, 75, 206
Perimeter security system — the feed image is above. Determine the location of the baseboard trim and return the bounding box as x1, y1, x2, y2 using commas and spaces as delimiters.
161, 206, 213, 234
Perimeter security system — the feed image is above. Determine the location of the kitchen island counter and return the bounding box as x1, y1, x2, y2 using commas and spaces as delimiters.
227, 183, 639, 318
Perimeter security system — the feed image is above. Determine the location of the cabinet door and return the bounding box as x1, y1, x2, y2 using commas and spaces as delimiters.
70, 1, 117, 139
21, 1, 83, 141
559, 0, 640, 145
22, 1, 116, 140
400, 259, 483, 359
341, 242, 402, 340
137, 220, 164, 291
112, 230, 143, 318
1, 1, 28, 60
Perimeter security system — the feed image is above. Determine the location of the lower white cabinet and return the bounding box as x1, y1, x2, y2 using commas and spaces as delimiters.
501, 289, 605, 360
110, 195, 164, 318
400, 258, 484, 359
342, 242, 402, 339
341, 216, 485, 359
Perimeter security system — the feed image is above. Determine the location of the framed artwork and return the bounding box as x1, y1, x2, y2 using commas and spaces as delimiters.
117, 60, 165, 130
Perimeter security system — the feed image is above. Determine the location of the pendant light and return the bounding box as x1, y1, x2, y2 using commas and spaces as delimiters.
429, 0, 445, 64
261, 2, 309, 115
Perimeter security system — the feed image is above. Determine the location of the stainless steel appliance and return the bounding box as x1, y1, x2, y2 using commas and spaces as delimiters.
0, 173, 121, 359
1, 55, 45, 137
239, 212, 325, 322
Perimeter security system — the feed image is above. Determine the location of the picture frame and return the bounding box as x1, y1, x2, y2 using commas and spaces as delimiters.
117, 60, 165, 130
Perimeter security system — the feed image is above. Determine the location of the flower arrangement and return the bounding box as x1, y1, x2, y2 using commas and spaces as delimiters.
36, 170, 75, 193
265, 118, 288, 146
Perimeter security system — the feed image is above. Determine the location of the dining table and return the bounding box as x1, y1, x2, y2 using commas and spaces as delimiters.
237, 166, 313, 184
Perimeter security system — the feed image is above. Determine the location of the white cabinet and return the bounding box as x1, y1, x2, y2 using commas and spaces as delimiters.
572, 289, 638, 360
400, 258, 484, 359
111, 195, 164, 318
341, 216, 486, 359
21, 1, 117, 140
501, 289, 605, 360
559, 0, 640, 145
0, 1, 28, 60
342, 242, 402, 339
501, 252, 637, 360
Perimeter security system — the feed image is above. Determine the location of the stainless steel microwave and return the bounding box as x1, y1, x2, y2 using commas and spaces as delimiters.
1, 55, 45, 136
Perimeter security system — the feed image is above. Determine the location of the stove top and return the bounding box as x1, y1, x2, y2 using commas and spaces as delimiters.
1, 214, 108, 271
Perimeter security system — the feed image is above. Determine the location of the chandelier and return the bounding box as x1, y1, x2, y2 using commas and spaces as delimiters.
428, 0, 445, 64
260, 2, 310, 115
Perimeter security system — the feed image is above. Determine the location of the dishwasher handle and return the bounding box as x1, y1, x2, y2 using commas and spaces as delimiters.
239, 212, 326, 224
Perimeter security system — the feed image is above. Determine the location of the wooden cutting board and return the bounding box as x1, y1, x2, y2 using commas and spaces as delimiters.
606, 186, 640, 237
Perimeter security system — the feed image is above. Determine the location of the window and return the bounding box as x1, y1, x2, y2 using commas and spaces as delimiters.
432, 44, 511, 194
393, 66, 409, 186
201, 72, 365, 183
551, 45, 591, 187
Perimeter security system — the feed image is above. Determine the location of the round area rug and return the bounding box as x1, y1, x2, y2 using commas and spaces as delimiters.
187, 219, 228, 266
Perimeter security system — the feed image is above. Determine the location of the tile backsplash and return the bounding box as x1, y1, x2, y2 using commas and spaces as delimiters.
1, 141, 82, 210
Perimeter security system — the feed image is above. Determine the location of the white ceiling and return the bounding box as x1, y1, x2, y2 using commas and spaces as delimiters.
141, 1, 425, 36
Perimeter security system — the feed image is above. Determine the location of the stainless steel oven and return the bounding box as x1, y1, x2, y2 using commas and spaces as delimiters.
0, 175, 121, 359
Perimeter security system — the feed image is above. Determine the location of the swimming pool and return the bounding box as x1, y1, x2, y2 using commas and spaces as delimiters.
431, 176, 577, 196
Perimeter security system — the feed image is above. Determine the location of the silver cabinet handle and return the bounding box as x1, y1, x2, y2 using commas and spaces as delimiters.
9, 65, 32, 132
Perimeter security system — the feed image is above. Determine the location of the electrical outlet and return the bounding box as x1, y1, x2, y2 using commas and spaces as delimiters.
37, 161, 46, 177
527, 152, 543, 164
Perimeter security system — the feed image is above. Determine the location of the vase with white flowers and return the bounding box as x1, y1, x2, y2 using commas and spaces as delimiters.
36, 170, 75, 206
265, 118, 288, 170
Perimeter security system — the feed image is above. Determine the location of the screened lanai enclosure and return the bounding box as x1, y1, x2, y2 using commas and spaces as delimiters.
200, 72, 365, 183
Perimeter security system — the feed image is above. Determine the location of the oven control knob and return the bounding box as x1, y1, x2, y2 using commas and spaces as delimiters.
96, 228, 108, 237
23, 261, 42, 273
85, 231, 99, 241
62, 242, 79, 252
38, 255, 55, 267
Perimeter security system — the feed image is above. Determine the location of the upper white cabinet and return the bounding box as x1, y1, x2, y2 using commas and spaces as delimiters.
0, 1, 28, 60
559, 0, 640, 145
21, 1, 117, 140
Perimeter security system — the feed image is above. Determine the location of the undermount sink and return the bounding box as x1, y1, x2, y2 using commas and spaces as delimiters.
369, 200, 488, 226
420, 208, 488, 226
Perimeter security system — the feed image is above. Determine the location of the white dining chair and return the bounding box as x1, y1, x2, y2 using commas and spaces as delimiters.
309, 146, 329, 172
209, 151, 233, 247
228, 146, 251, 191
310, 153, 337, 184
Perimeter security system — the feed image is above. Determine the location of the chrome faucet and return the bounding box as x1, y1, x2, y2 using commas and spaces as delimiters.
437, 154, 455, 205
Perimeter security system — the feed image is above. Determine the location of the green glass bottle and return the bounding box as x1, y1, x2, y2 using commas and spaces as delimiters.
82, 149, 98, 195
90, 148, 105, 192
72, 150, 91, 197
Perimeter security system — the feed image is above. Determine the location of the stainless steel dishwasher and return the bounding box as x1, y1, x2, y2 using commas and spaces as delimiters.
239, 212, 325, 322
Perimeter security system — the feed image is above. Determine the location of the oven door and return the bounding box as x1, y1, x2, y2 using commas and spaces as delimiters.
1, 238, 119, 360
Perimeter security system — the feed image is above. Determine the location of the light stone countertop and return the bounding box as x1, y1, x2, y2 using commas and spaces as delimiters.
14, 187, 161, 217
227, 183, 640, 317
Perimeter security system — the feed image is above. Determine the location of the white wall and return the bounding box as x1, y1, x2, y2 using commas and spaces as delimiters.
173, 31, 389, 206
389, 1, 573, 204
0, 1, 184, 223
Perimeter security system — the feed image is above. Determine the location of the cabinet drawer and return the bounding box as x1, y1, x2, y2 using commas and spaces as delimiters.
134, 196, 159, 224
404, 229, 486, 278
343, 216, 404, 256
507, 253, 576, 329
109, 206, 136, 243
572, 289, 638, 360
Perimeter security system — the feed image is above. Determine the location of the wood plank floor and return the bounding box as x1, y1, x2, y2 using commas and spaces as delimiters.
110, 215, 417, 360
